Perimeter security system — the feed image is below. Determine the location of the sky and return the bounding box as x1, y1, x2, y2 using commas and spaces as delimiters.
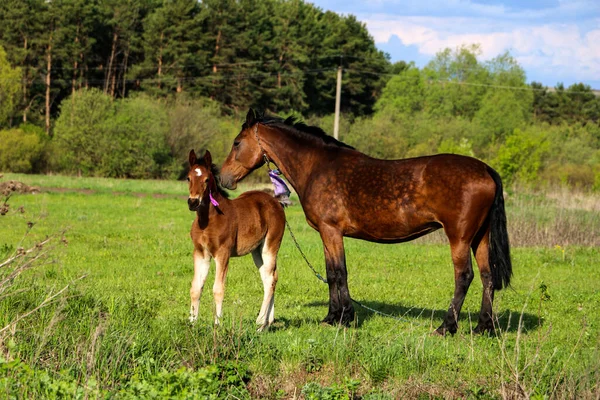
309, 0, 600, 89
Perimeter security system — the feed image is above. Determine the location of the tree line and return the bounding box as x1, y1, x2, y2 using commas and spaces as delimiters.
0, 1, 599, 189
0, 0, 387, 133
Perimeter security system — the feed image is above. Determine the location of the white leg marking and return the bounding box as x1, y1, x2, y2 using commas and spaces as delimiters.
189, 251, 211, 323
213, 255, 229, 325
256, 242, 278, 331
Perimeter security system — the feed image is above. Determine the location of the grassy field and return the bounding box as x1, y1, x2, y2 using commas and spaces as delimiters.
1, 173, 599, 399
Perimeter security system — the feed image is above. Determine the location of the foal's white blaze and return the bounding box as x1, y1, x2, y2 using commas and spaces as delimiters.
194, 168, 202, 177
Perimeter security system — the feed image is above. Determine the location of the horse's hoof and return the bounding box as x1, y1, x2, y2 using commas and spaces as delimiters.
321, 314, 337, 326
340, 311, 355, 327
473, 324, 495, 335
433, 325, 456, 336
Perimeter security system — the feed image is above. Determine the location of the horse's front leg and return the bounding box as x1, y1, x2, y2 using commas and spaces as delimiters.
319, 225, 354, 326
190, 249, 211, 323
213, 251, 230, 325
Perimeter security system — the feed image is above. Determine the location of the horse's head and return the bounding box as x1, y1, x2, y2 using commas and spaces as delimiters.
187, 149, 215, 211
220, 108, 266, 190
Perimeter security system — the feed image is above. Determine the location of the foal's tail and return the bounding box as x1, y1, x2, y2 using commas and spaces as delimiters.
487, 167, 512, 290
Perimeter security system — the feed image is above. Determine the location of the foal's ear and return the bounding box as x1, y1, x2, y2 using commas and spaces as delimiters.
203, 150, 212, 168
189, 149, 197, 166
246, 108, 256, 126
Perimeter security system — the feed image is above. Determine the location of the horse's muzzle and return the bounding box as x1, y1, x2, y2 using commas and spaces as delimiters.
188, 198, 200, 211
220, 174, 237, 190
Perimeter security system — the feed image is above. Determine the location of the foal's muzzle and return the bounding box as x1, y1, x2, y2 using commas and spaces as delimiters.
188, 197, 200, 211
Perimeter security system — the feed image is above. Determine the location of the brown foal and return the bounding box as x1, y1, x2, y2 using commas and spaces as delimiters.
220, 110, 512, 335
187, 149, 285, 331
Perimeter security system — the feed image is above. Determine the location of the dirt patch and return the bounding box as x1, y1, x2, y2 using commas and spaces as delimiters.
0, 180, 40, 195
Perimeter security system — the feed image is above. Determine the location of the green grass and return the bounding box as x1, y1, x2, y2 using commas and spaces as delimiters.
1, 175, 599, 398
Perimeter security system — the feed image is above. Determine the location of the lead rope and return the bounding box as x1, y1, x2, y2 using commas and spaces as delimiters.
253, 123, 415, 324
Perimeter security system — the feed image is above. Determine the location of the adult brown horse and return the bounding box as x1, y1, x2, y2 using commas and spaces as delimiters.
220, 110, 512, 335
187, 149, 285, 331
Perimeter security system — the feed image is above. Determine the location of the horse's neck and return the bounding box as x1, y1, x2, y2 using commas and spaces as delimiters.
262, 128, 333, 199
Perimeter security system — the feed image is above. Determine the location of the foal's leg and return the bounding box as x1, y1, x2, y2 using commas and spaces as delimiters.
472, 226, 495, 333
436, 239, 474, 336
253, 240, 278, 331
190, 249, 211, 323
213, 251, 230, 325
319, 225, 354, 326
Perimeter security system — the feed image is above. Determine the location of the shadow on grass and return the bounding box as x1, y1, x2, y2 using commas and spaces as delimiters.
303, 300, 543, 333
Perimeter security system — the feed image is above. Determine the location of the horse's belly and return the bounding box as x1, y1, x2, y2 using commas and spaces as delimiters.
346, 213, 441, 243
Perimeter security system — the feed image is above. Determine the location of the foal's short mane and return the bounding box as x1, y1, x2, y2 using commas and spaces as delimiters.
244, 115, 355, 150
207, 163, 230, 198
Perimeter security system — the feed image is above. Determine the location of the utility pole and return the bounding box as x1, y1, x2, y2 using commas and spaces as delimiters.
333, 64, 342, 140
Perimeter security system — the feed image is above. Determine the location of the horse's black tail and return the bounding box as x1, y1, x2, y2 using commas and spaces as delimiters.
487, 167, 512, 290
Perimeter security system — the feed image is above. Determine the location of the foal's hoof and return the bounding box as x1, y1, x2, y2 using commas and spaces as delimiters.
257, 324, 269, 333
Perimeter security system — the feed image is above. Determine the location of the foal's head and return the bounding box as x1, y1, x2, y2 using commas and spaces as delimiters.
187, 149, 216, 211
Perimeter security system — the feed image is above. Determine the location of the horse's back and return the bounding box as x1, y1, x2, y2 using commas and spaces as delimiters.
307, 151, 497, 242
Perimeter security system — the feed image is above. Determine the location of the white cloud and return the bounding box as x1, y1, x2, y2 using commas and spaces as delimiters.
363, 14, 600, 83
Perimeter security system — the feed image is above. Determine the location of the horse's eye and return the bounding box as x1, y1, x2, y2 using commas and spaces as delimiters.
234, 140, 240, 147
187, 177, 190, 182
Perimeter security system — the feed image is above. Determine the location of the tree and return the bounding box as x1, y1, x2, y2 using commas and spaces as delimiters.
422, 44, 489, 119
139, 0, 205, 96
55, 0, 98, 95
473, 52, 532, 142
98, 0, 151, 98
0, 45, 22, 127
0, 0, 46, 124
304, 11, 389, 116
374, 64, 424, 115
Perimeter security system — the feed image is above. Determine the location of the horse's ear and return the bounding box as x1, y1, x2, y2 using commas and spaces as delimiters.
189, 149, 197, 166
246, 108, 256, 126
203, 150, 212, 168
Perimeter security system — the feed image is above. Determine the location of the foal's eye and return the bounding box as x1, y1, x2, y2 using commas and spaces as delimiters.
186, 177, 190, 182
233, 140, 240, 147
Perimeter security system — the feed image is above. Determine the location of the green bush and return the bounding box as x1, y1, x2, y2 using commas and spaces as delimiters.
99, 95, 170, 179
494, 127, 549, 185
51, 88, 115, 175
52, 90, 172, 179
0, 125, 46, 173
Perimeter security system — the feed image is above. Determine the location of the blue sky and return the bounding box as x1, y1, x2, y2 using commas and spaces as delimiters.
309, 0, 600, 88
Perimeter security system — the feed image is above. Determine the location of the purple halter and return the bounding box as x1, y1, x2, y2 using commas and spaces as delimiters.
268, 169, 291, 205
209, 190, 219, 207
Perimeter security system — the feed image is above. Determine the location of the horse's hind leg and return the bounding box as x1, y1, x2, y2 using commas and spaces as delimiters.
253, 238, 279, 331
472, 225, 495, 333
190, 249, 211, 323
436, 239, 474, 336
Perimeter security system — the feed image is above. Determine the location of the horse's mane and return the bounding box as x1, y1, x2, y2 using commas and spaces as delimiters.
244, 114, 355, 150
208, 163, 230, 198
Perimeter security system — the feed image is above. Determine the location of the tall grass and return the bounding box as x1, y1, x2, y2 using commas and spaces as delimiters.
0, 175, 599, 398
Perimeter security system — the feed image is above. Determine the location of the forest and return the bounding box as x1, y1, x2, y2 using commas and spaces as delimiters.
1, 0, 599, 189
